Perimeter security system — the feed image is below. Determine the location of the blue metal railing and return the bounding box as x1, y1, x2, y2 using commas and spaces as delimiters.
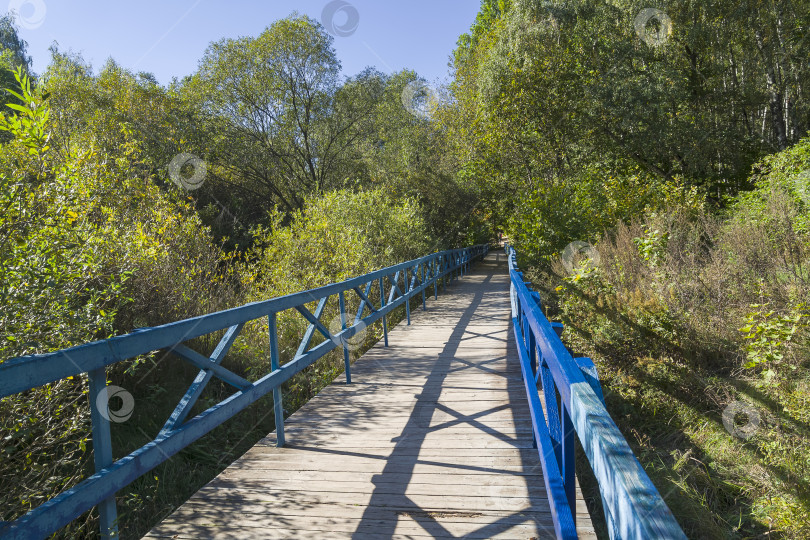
0, 244, 488, 539
506, 245, 686, 539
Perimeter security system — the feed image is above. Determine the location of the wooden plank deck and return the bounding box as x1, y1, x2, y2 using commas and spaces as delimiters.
146, 251, 597, 539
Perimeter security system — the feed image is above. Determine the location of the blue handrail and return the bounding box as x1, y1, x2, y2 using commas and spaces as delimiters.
0, 244, 488, 539
506, 245, 686, 540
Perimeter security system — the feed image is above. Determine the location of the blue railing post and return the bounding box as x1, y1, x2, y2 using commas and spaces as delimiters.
525, 310, 537, 377
338, 291, 352, 384
421, 262, 427, 310
268, 313, 285, 447
379, 277, 389, 347
521, 310, 539, 451
87, 368, 119, 539
433, 257, 438, 299
562, 403, 576, 520
529, 292, 542, 375
542, 362, 563, 479
404, 267, 411, 325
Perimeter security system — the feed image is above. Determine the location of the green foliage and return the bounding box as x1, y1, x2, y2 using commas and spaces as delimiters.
188, 15, 348, 214
505, 162, 669, 261
633, 222, 668, 267
0, 66, 47, 148
0, 14, 31, 71
739, 300, 808, 370
0, 66, 124, 536
0, 14, 31, 113
0, 66, 124, 359
450, 0, 810, 263
243, 187, 433, 428
347, 69, 486, 244
0, 64, 248, 536
732, 136, 810, 234
173, 16, 476, 245
252, 188, 430, 295
455, 0, 512, 66
540, 136, 810, 536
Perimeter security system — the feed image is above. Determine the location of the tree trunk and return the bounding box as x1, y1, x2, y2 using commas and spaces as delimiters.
754, 29, 787, 150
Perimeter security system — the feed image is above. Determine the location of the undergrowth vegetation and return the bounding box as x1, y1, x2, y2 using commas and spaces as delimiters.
529, 138, 810, 538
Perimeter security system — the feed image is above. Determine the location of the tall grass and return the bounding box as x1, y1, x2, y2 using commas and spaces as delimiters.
530, 144, 810, 537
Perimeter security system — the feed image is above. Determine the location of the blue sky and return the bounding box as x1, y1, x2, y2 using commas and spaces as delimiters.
10, 1, 482, 85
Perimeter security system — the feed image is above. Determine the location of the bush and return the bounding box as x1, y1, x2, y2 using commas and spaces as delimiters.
242, 188, 432, 407
252, 187, 431, 295
0, 68, 246, 537
505, 160, 699, 262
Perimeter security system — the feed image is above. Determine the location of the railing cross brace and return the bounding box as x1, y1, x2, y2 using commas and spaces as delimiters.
169, 344, 252, 390
352, 282, 376, 319
160, 323, 244, 437
293, 297, 331, 359
386, 271, 404, 304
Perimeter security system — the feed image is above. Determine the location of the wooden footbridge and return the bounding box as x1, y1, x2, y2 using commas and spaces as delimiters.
1, 246, 686, 539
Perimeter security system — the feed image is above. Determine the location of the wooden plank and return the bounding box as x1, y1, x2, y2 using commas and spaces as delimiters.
232, 452, 542, 467
147, 252, 596, 539
147, 523, 556, 540
226, 464, 546, 479
161, 489, 593, 517
277, 417, 537, 428
202, 479, 550, 500
146, 497, 594, 539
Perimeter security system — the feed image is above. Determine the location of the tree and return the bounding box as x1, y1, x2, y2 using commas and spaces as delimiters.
0, 13, 31, 71
447, 0, 810, 260
0, 13, 33, 138
187, 14, 374, 216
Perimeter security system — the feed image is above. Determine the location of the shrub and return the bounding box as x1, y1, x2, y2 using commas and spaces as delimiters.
506, 160, 700, 263
242, 188, 432, 407
0, 68, 246, 536
252, 187, 431, 295
546, 140, 810, 537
